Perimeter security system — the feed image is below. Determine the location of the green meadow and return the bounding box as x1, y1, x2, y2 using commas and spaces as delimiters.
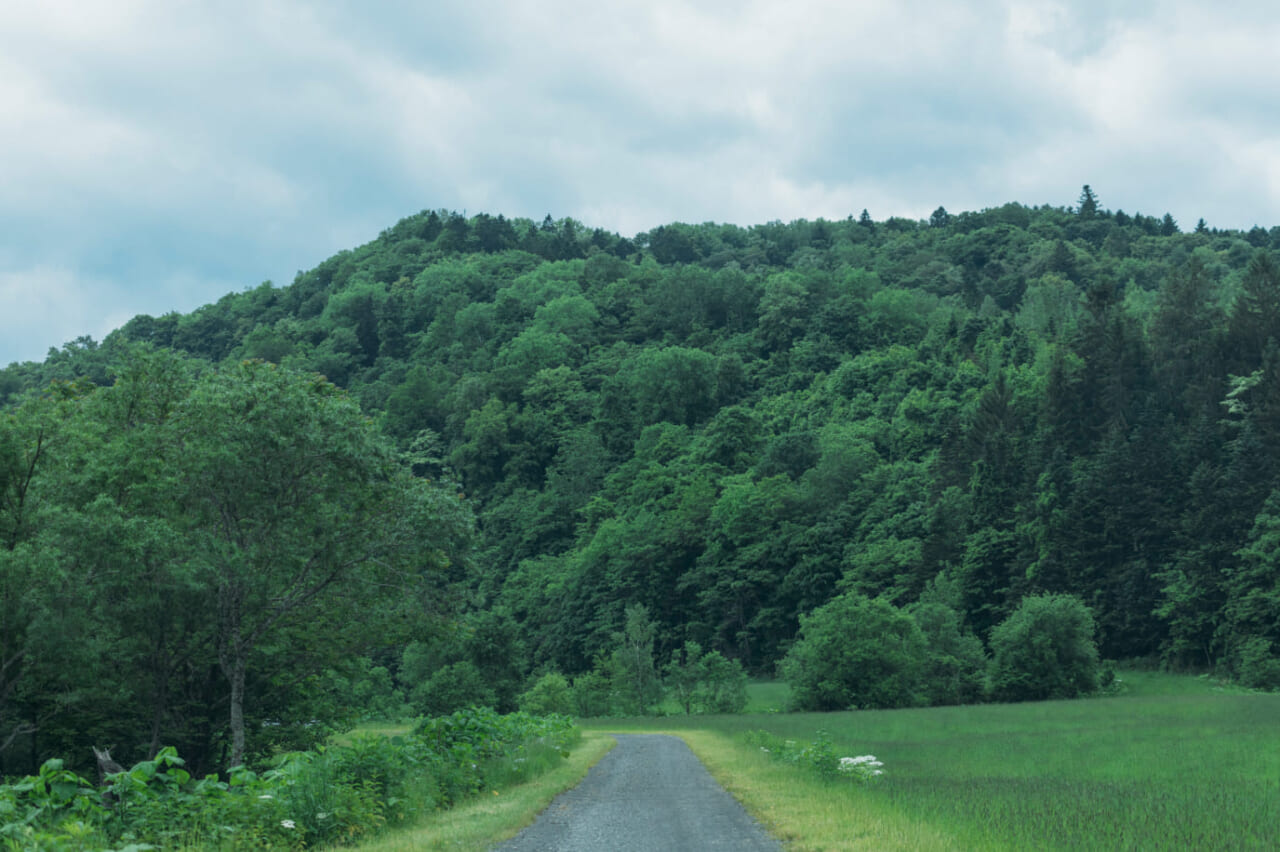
345, 673, 1279, 850
583, 673, 1280, 851
339, 672, 1278, 850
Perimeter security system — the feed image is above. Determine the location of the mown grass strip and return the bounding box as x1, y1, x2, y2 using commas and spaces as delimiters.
352, 731, 615, 852
674, 728, 954, 851
575, 719, 955, 850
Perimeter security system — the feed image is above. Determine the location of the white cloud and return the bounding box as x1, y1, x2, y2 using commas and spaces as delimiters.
2, 0, 1280, 363
0, 265, 115, 360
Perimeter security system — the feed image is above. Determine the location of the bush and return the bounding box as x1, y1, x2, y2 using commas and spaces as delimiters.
664, 641, 749, 714
570, 671, 612, 717
410, 660, 496, 716
1234, 636, 1280, 690
697, 649, 749, 713
910, 601, 988, 705
327, 658, 408, 722
266, 750, 384, 846
0, 712, 581, 850
518, 671, 576, 715
744, 730, 884, 784
988, 593, 1100, 701
781, 592, 928, 711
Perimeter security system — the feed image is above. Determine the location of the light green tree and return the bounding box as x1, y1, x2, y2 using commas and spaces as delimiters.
173, 360, 465, 768
608, 603, 662, 714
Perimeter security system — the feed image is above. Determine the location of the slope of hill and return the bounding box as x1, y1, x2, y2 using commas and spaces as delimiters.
5, 199, 1279, 686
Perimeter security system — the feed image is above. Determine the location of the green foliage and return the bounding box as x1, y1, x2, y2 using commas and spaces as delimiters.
265, 749, 385, 845
1226, 489, 1280, 680
9, 202, 1280, 772
782, 593, 928, 711
909, 600, 989, 705
604, 604, 663, 715
327, 659, 408, 723
569, 671, 612, 718
1232, 636, 1280, 690
0, 347, 472, 777
0, 711, 580, 851
664, 641, 749, 714
411, 661, 496, 717
988, 594, 1101, 701
742, 729, 881, 783
517, 672, 575, 716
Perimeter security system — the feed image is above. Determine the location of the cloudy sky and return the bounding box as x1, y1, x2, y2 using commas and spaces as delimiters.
3, 0, 1279, 365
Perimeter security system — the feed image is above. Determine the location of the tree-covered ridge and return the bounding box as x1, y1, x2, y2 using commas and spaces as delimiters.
4, 196, 1280, 716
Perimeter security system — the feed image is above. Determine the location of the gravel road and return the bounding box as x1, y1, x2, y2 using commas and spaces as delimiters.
495, 733, 782, 852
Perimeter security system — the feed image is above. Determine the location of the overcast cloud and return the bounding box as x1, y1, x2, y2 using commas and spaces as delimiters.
3, 0, 1279, 365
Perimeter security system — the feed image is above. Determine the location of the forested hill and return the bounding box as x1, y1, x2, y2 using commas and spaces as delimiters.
6, 197, 1280, 681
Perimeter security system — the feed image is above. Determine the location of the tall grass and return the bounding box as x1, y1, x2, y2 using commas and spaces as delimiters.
592, 672, 1280, 850
352, 732, 615, 852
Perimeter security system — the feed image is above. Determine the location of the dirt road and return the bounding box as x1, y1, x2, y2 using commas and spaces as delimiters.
495, 733, 782, 851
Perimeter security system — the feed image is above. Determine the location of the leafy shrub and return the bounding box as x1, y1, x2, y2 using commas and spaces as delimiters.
988, 593, 1101, 701
411, 660, 496, 716
266, 750, 385, 846
0, 758, 106, 850
0, 710, 581, 850
328, 733, 436, 827
910, 601, 988, 705
413, 706, 577, 757
518, 671, 576, 716
570, 670, 612, 717
349, 661, 408, 721
665, 641, 749, 714
698, 649, 749, 713
781, 592, 928, 710
744, 730, 884, 784
665, 642, 706, 715
1234, 636, 1280, 690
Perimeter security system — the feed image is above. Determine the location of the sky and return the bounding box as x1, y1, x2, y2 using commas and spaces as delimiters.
3, 0, 1280, 366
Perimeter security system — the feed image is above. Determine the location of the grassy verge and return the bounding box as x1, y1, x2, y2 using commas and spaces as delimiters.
351, 731, 615, 852
742, 679, 789, 713
329, 721, 414, 745
588, 671, 1280, 850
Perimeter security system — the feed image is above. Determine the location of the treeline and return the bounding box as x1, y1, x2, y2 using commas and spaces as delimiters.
4, 192, 1280, 765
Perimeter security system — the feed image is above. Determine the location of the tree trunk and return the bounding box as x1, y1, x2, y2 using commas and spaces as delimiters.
147, 666, 167, 760
228, 653, 247, 770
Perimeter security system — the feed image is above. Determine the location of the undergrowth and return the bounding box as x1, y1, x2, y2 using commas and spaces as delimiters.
0, 709, 578, 851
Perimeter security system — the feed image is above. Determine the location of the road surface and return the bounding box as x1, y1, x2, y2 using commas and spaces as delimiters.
496, 733, 782, 851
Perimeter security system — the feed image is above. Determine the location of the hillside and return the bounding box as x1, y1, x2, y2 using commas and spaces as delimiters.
4, 196, 1279, 715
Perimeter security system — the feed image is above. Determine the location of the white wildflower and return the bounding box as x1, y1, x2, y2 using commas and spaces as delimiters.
838, 754, 885, 781
258, 794, 274, 800
280, 820, 296, 829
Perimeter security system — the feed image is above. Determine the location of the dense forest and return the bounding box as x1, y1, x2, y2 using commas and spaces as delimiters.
3, 189, 1280, 774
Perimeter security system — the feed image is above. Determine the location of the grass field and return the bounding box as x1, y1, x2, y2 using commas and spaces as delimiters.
593, 672, 1280, 850
347, 672, 1279, 850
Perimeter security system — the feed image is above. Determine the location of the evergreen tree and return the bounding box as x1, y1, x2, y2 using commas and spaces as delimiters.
1077, 185, 1099, 218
